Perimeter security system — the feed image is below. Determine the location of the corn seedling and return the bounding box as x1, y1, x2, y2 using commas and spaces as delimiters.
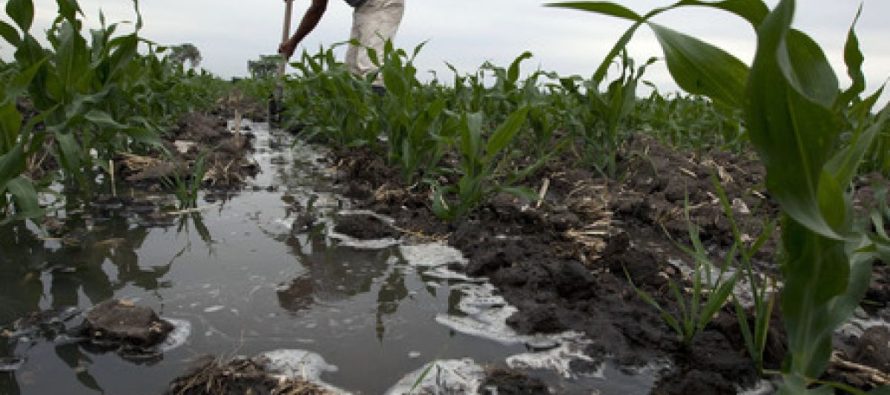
628, 198, 739, 347
551, 0, 890, 392
161, 149, 208, 210
710, 176, 778, 374
430, 107, 533, 220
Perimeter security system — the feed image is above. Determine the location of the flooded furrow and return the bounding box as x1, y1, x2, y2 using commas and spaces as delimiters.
1, 120, 662, 394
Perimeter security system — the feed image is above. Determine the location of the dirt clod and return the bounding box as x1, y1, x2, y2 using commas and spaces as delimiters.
82, 299, 173, 349
478, 368, 550, 394
333, 214, 399, 240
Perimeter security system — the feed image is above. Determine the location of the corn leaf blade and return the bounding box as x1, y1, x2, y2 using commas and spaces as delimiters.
648, 23, 749, 108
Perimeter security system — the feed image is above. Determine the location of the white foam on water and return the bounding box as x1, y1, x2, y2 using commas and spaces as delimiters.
400, 243, 467, 268
385, 358, 486, 395
203, 305, 225, 313
737, 379, 776, 395
260, 349, 338, 380
258, 349, 348, 394
157, 318, 191, 353
434, 283, 526, 345
506, 333, 599, 379
423, 266, 483, 282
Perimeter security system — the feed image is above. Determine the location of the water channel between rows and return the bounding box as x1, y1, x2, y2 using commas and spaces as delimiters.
0, 121, 659, 394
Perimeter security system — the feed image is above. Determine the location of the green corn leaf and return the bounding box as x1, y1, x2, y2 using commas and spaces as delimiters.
698, 271, 738, 331
124, 127, 161, 146
55, 132, 82, 175
0, 102, 22, 150
5, 57, 48, 100
5, 176, 42, 219
507, 51, 533, 84
460, 112, 483, 164
733, 296, 757, 362
648, 23, 749, 108
545, 2, 643, 21
593, 22, 646, 87
6, 0, 34, 33
485, 107, 529, 158
545, 1, 648, 87
781, 219, 849, 379
0, 143, 26, 189
106, 34, 138, 80
825, 106, 889, 189
56, 22, 91, 94
383, 66, 407, 98
677, 0, 768, 27
838, 5, 865, 106
84, 110, 127, 130
0, 20, 21, 46
745, 0, 841, 239
55, 0, 83, 22
780, 30, 839, 109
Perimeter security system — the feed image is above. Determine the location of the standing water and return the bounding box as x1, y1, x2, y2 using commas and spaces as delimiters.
0, 121, 658, 394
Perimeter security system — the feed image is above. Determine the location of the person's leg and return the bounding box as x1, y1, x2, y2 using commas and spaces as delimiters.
345, 7, 363, 76
349, 0, 405, 85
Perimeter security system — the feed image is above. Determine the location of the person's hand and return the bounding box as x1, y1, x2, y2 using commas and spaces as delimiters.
278, 38, 297, 59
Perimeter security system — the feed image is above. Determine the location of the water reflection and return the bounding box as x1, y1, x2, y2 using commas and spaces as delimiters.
276, 224, 418, 343
0, 211, 212, 393
277, 228, 396, 312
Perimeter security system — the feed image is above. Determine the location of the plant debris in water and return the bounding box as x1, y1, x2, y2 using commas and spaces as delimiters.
166, 356, 333, 395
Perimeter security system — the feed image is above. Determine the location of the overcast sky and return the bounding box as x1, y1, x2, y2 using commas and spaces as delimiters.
2, 0, 889, 101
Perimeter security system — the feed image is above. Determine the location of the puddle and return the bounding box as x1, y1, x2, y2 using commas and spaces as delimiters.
0, 120, 662, 394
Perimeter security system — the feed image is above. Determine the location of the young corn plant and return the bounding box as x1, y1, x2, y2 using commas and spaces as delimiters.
161, 150, 208, 210
285, 46, 382, 147
377, 41, 457, 183
1, 0, 217, 222
431, 107, 532, 221
628, 199, 739, 347
711, 177, 778, 374
552, 1, 889, 392
588, 51, 656, 177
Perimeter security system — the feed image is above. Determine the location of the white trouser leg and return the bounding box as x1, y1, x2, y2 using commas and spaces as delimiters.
345, 0, 405, 85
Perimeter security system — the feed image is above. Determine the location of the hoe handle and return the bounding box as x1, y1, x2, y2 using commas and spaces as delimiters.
279, 0, 294, 77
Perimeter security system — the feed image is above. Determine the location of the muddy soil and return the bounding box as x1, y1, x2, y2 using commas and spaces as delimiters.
116, 112, 259, 190
81, 299, 174, 351
479, 368, 550, 394
328, 134, 890, 393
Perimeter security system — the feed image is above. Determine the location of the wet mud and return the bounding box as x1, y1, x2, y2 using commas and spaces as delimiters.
331, 133, 890, 393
